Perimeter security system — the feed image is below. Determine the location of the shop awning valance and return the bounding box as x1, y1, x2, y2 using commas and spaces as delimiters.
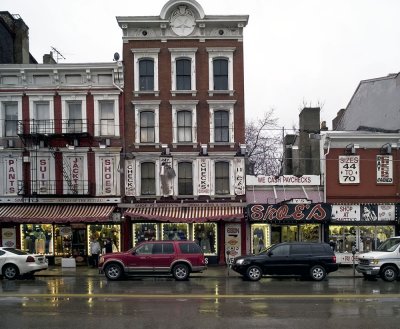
124, 204, 244, 223
0, 205, 116, 223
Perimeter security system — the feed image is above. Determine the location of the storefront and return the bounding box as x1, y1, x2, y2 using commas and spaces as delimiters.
329, 204, 398, 264
247, 203, 331, 253
123, 203, 245, 265
0, 204, 121, 265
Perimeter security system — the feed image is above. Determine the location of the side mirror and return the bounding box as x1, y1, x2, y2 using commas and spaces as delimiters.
268, 251, 273, 257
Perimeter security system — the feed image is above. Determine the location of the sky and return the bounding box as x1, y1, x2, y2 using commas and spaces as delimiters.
2, 0, 400, 131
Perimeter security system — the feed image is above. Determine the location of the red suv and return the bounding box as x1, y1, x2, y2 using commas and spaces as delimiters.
99, 240, 207, 281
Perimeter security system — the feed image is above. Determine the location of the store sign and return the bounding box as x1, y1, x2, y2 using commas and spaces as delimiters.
332, 204, 396, 222
376, 155, 393, 184
101, 157, 115, 195
247, 175, 320, 186
1, 228, 16, 248
331, 205, 360, 221
5, 158, 18, 195
248, 203, 331, 222
234, 158, 245, 195
225, 224, 241, 263
197, 158, 210, 195
34, 156, 51, 194
339, 155, 360, 184
0, 197, 121, 204
125, 159, 136, 196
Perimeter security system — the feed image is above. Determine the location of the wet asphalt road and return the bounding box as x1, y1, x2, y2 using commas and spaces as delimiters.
1, 274, 400, 329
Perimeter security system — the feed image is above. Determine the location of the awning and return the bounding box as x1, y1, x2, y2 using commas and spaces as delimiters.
0, 205, 116, 223
124, 204, 244, 223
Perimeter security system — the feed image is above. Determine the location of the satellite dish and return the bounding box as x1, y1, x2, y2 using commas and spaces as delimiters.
113, 52, 120, 61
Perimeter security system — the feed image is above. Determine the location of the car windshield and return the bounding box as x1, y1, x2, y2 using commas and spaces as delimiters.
377, 238, 400, 252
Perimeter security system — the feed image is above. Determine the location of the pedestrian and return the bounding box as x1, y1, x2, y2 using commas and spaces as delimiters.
90, 238, 101, 268
104, 238, 113, 253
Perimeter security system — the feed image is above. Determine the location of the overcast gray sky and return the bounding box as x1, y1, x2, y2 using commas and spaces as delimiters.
2, 0, 400, 131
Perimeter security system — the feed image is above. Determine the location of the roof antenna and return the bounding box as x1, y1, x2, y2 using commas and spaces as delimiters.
50, 46, 66, 63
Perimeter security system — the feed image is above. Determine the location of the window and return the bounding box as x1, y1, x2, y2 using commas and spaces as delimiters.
169, 48, 197, 95
176, 59, 191, 90
214, 111, 229, 142
4, 102, 18, 136
208, 101, 235, 144
271, 244, 290, 256
34, 102, 51, 134
177, 111, 192, 142
139, 59, 154, 91
215, 162, 230, 195
141, 162, 156, 195
1, 76, 18, 85
133, 49, 160, 96
213, 58, 228, 90
290, 245, 311, 255
207, 47, 235, 95
178, 162, 193, 195
99, 101, 115, 136
179, 242, 203, 254
136, 243, 154, 255
65, 75, 82, 84
140, 111, 155, 143
153, 243, 174, 254
67, 102, 83, 133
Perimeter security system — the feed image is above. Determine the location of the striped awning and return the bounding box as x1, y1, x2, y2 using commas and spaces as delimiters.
0, 205, 116, 223
124, 204, 244, 223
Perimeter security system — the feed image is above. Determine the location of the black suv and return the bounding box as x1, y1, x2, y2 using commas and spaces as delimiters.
231, 242, 339, 281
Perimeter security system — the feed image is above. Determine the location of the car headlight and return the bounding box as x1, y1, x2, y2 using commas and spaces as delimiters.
371, 259, 379, 265
235, 259, 245, 265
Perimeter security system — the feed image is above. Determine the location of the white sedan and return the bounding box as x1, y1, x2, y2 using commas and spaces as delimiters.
0, 247, 48, 280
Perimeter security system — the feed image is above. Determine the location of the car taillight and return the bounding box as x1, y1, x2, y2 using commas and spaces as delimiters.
332, 255, 337, 263
26, 256, 35, 262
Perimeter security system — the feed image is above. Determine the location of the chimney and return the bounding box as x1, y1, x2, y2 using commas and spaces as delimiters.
43, 51, 57, 64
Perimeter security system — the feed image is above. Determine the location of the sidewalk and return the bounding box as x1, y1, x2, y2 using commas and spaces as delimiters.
35, 264, 363, 279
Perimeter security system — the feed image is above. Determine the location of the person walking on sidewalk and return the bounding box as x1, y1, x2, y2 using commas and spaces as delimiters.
90, 238, 101, 268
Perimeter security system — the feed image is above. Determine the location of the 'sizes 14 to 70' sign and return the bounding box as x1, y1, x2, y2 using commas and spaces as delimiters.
248, 203, 331, 222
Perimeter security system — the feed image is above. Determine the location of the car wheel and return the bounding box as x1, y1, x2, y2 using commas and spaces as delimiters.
310, 265, 326, 281
172, 264, 190, 281
246, 265, 262, 281
104, 263, 123, 281
3, 264, 19, 280
381, 265, 398, 282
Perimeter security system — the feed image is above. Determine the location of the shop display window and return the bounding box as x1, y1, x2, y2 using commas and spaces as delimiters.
21, 224, 53, 255
133, 223, 158, 246
54, 225, 72, 257
299, 224, 321, 242
162, 223, 188, 241
281, 225, 298, 242
88, 224, 121, 255
251, 224, 270, 254
193, 223, 217, 255
329, 225, 395, 253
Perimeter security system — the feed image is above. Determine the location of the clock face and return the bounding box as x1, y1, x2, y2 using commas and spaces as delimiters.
171, 14, 195, 36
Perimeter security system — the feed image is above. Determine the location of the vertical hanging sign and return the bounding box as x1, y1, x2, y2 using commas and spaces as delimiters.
225, 224, 241, 264
376, 155, 393, 184
197, 158, 210, 195
35, 156, 50, 194
233, 158, 245, 195
5, 158, 18, 195
101, 157, 115, 195
67, 156, 84, 193
125, 159, 136, 196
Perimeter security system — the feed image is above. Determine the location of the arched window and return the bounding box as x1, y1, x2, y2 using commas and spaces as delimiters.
213, 58, 228, 90
176, 58, 191, 90
177, 110, 192, 142
139, 59, 154, 91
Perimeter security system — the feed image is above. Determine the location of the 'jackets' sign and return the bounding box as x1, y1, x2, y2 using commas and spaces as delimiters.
248, 203, 331, 222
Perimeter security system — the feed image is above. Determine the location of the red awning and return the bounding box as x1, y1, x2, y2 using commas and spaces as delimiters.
124, 204, 244, 223
0, 205, 115, 223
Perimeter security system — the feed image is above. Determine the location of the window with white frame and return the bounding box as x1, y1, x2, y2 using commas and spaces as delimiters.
141, 162, 156, 195
133, 101, 160, 145
208, 100, 235, 144
0, 97, 22, 137
61, 95, 87, 134
178, 162, 193, 195
169, 48, 197, 95
4, 102, 18, 137
132, 49, 160, 96
93, 94, 120, 137
28, 95, 54, 134
215, 161, 230, 195
171, 101, 197, 145
207, 47, 235, 95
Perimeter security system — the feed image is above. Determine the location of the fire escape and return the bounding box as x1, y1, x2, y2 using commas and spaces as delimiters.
17, 118, 91, 197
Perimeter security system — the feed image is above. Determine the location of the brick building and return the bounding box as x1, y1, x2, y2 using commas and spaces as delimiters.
117, 0, 248, 264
